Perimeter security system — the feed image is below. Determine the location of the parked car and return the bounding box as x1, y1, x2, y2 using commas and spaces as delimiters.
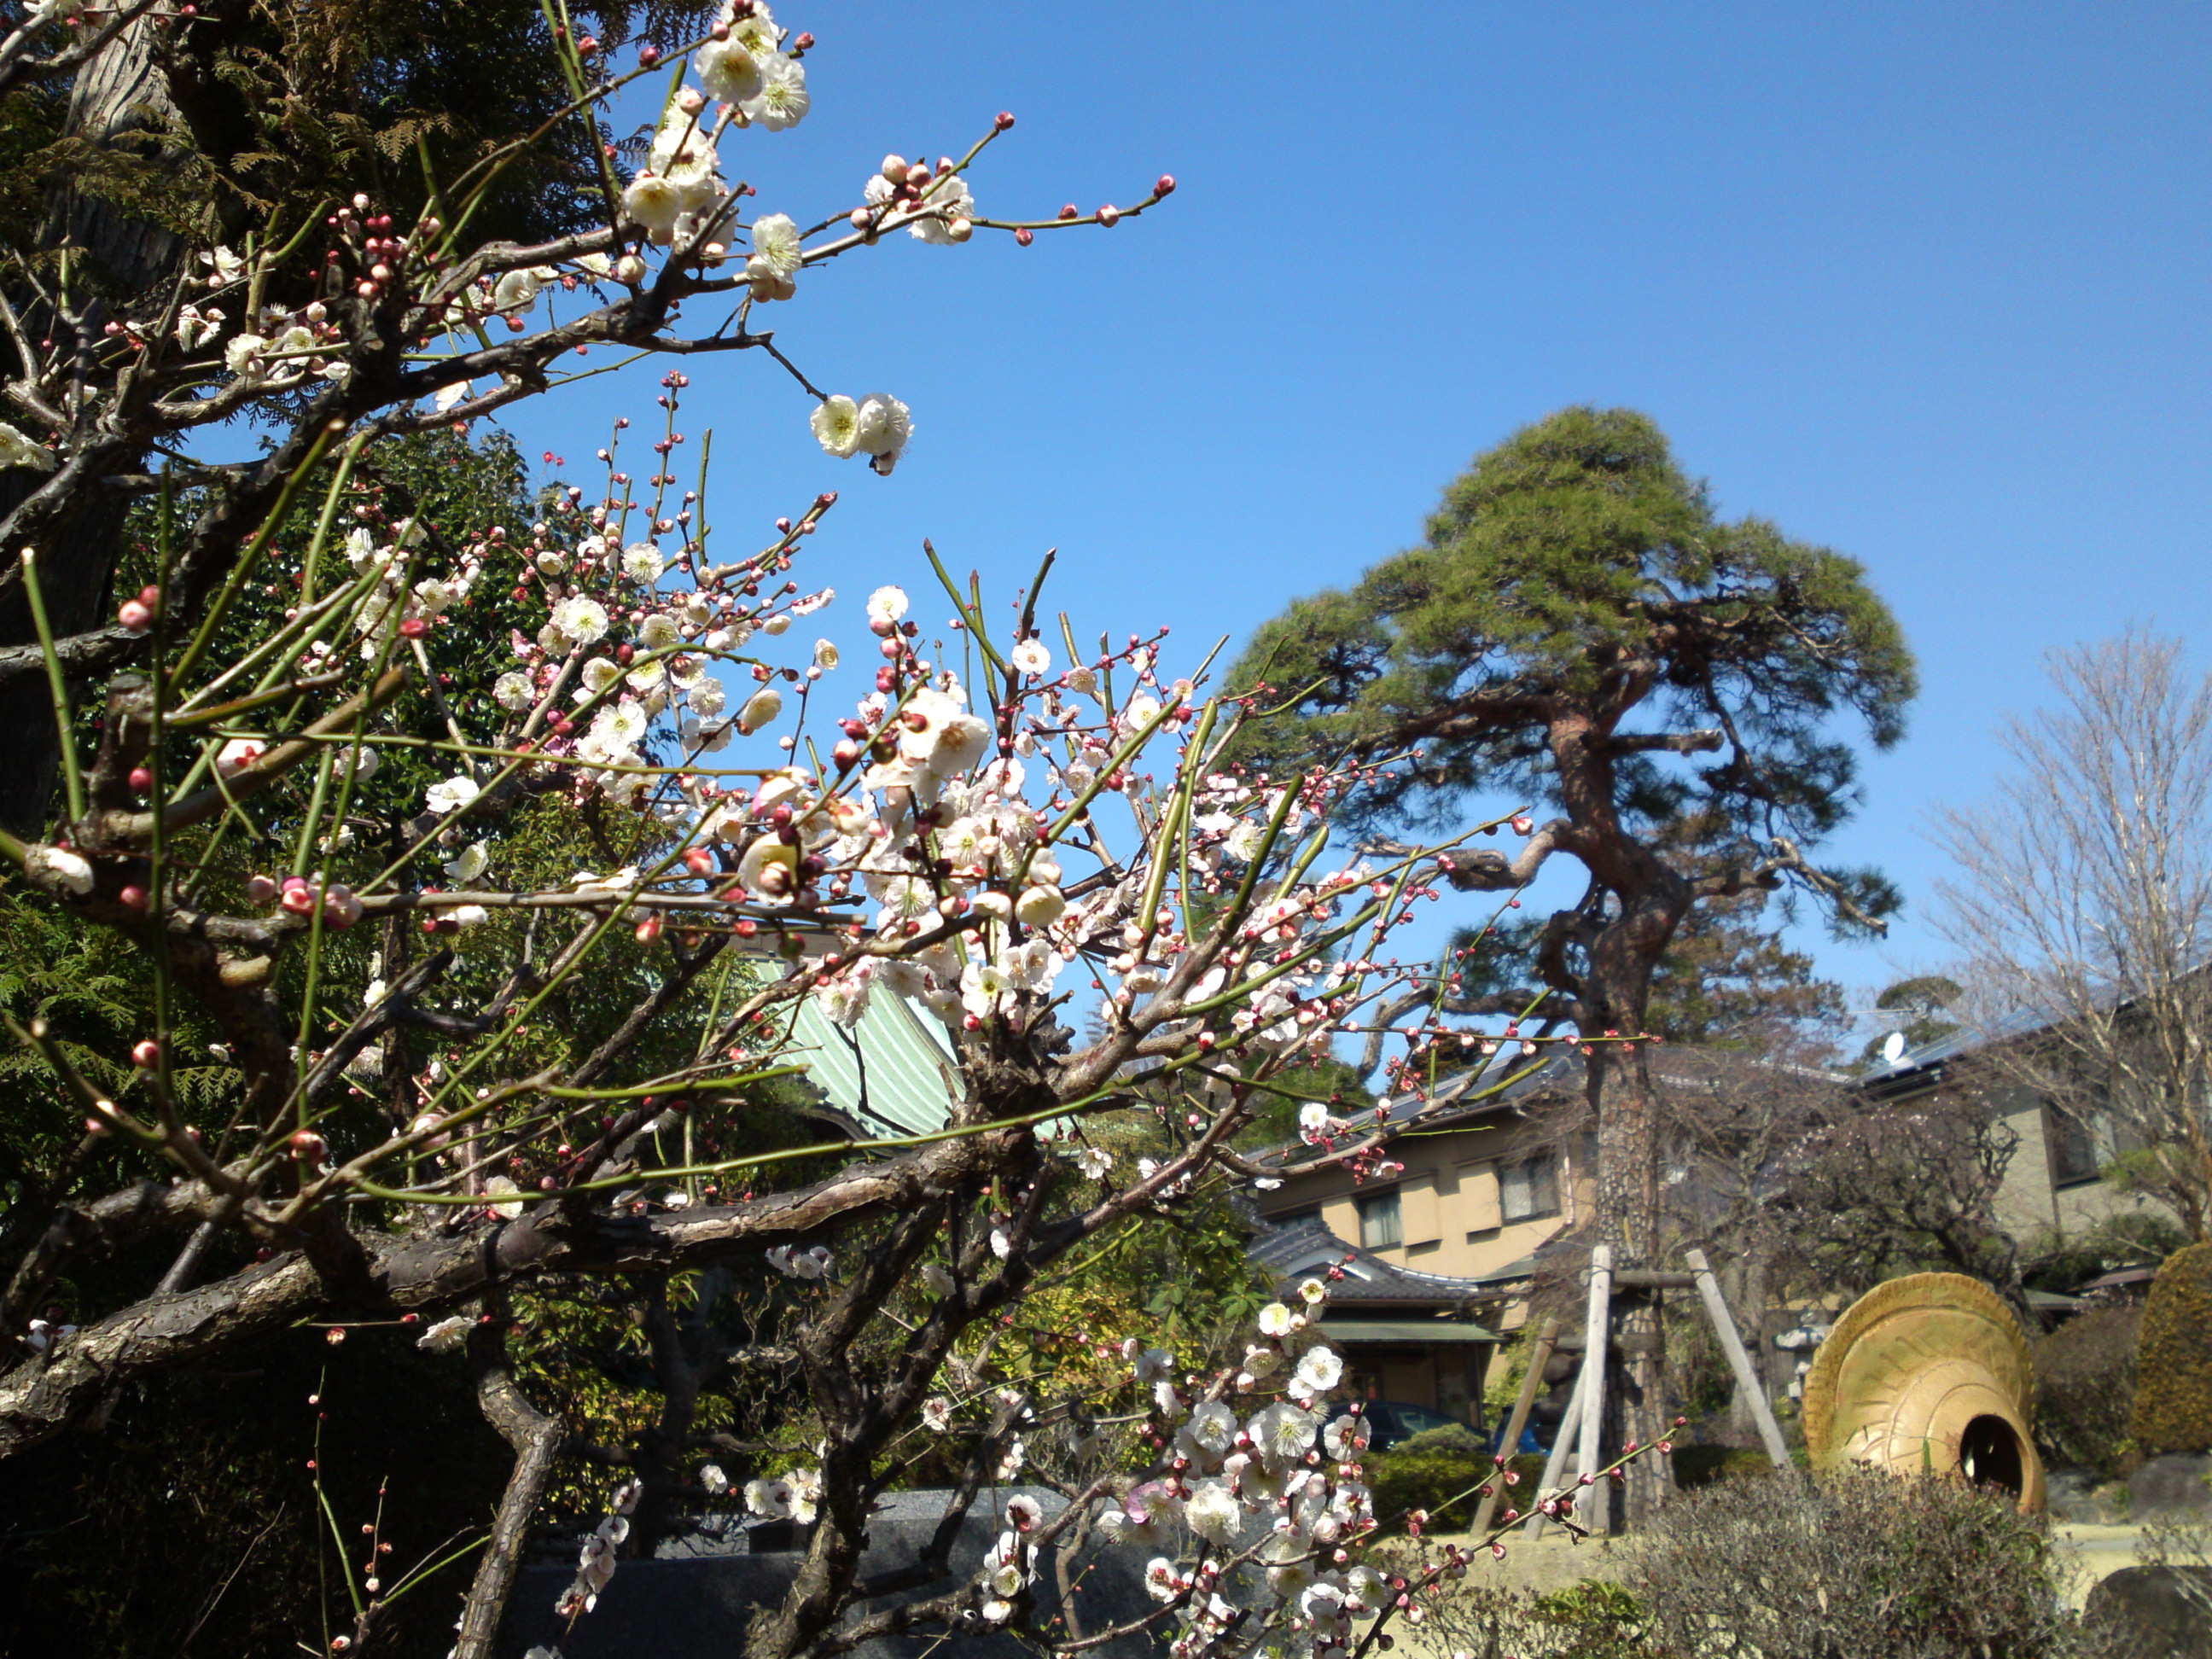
1324, 1400, 1466, 1453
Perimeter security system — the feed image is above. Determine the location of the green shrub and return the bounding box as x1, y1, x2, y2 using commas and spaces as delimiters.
1394, 1421, 1491, 1457
2034, 1302, 2143, 1475
1365, 1449, 1549, 1531
1668, 1442, 1786, 1488
2130, 1243, 2212, 1455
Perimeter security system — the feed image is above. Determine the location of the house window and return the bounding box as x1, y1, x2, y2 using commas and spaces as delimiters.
1501, 1153, 1559, 1223
2049, 1108, 2101, 1187
1359, 1188, 1403, 1249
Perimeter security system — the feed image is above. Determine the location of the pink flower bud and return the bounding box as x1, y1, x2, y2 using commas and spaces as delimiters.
1014, 227, 1033, 247
131, 1039, 160, 1068
1155, 174, 1177, 196
994, 112, 1016, 131
128, 766, 152, 794
117, 599, 153, 632
1096, 205, 1121, 226
118, 885, 148, 911
246, 875, 278, 904
637, 43, 661, 66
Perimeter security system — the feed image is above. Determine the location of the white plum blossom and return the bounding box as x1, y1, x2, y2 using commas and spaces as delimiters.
416, 1315, 471, 1353
1249, 1400, 1319, 1468
908, 172, 975, 244
921, 1396, 952, 1433
442, 841, 491, 882
622, 173, 687, 241
1010, 637, 1051, 676
811, 395, 861, 458
1321, 1413, 1370, 1461
493, 670, 535, 711
866, 585, 908, 626
853, 393, 912, 469
1256, 1301, 1295, 1338
738, 687, 784, 731
1183, 1479, 1238, 1544
0, 421, 55, 472
695, 36, 765, 103
1293, 1344, 1345, 1395
747, 212, 803, 299
424, 775, 481, 816
745, 1477, 793, 1521
553, 595, 610, 643
741, 53, 808, 130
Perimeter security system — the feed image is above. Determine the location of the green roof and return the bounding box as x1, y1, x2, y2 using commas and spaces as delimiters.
782, 983, 962, 1139
1314, 1319, 1499, 1346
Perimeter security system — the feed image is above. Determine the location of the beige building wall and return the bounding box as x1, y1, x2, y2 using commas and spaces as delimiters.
1988, 1086, 2178, 1241
1260, 1112, 1589, 1295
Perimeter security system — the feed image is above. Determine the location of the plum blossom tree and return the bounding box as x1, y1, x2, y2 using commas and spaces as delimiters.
0, 7, 1648, 1655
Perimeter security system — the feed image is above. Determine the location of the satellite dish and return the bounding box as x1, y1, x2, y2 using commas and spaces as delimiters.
1879, 1030, 1908, 1063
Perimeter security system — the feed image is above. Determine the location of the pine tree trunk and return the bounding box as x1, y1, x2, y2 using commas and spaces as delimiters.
1583, 876, 1688, 1530
0, 18, 183, 835
1591, 1041, 1678, 1528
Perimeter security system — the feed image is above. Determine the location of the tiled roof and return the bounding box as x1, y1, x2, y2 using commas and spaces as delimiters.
1247, 1215, 1490, 1305
1257, 1043, 1844, 1167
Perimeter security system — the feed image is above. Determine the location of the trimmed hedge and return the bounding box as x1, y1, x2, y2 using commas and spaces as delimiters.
1669, 1443, 1790, 1487
2130, 1243, 2212, 1456
1366, 1450, 1550, 1530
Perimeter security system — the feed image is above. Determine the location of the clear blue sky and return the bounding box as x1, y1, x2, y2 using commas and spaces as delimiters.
517, 2, 2212, 1028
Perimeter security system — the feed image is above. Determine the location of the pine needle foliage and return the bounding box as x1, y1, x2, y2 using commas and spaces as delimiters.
1235, 407, 1915, 864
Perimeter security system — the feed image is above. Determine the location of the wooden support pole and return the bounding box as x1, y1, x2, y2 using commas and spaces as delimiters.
1610, 1268, 1697, 1289
1473, 1318, 1560, 1535
1685, 1248, 1792, 1471
1522, 1359, 1588, 1540
1577, 1244, 1614, 1538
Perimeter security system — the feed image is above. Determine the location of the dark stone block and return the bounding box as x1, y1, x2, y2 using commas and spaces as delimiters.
2128, 1454, 2212, 1518
2082, 1565, 2212, 1659
499, 1489, 1167, 1659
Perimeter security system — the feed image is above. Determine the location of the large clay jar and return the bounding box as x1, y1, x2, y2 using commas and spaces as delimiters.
1802, 1272, 2046, 1514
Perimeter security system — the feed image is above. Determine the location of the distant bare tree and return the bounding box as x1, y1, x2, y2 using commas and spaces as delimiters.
1933, 629, 2212, 1240
1769, 1081, 2030, 1321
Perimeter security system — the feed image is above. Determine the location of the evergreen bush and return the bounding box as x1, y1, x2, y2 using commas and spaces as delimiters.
2034, 1303, 2143, 1474
2130, 1244, 2212, 1456
1365, 1447, 1547, 1530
